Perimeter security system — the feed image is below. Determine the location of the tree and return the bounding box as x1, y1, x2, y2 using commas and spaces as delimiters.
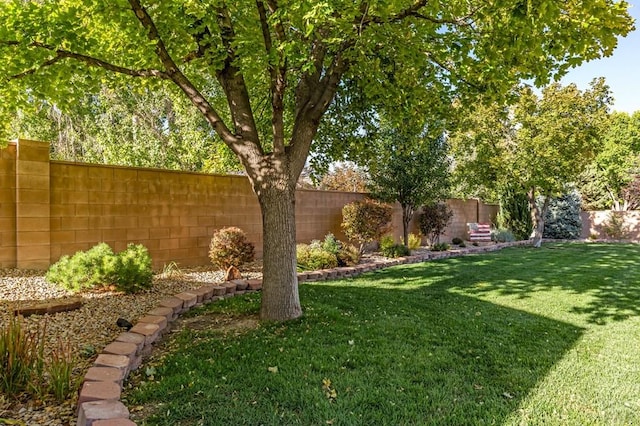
11, 86, 241, 173
367, 122, 451, 246
579, 111, 640, 210
0, 1, 633, 320
342, 199, 393, 254
452, 80, 613, 247
319, 163, 368, 192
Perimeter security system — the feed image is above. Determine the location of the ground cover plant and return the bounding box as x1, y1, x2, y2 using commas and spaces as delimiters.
125, 243, 640, 425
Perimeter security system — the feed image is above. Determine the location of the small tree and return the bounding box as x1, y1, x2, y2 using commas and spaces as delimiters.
367, 124, 451, 246
419, 203, 453, 245
342, 199, 392, 254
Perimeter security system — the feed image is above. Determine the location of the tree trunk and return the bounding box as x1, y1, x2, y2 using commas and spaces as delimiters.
528, 188, 549, 248
401, 204, 413, 248
256, 182, 302, 321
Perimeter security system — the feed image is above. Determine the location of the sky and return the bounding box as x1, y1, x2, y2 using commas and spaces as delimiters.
558, 0, 640, 114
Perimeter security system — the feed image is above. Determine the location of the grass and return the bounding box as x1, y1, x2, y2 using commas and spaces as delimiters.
125, 243, 640, 425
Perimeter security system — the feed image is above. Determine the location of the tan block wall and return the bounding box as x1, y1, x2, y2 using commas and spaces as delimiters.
49, 162, 263, 268
16, 140, 51, 269
0, 143, 17, 267
0, 140, 500, 270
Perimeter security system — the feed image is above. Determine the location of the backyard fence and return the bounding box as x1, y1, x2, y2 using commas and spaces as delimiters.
1, 140, 498, 269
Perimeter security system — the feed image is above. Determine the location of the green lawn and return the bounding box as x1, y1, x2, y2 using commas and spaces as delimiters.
125, 243, 640, 425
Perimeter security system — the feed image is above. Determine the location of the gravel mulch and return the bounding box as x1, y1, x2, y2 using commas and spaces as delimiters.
0, 266, 261, 426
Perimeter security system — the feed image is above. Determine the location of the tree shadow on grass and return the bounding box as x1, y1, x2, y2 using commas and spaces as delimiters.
131, 282, 583, 426
389, 242, 640, 325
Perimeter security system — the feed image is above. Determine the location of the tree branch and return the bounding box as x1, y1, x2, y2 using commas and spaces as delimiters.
213, 3, 262, 150
257, 0, 287, 155
363, 0, 480, 27
127, 0, 254, 156
4, 41, 168, 81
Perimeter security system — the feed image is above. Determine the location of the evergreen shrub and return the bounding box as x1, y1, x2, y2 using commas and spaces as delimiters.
46, 242, 153, 293
542, 191, 582, 239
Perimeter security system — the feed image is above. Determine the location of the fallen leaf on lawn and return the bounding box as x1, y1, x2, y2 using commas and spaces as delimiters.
502, 392, 514, 399
268, 366, 278, 373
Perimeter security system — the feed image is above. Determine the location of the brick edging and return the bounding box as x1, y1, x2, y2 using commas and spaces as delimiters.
75, 240, 530, 425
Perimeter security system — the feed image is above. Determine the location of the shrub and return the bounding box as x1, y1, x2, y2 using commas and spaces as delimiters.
404, 233, 422, 250
381, 243, 410, 258
337, 244, 361, 267
209, 227, 255, 270
114, 243, 153, 293
322, 233, 341, 255
46, 243, 118, 292
451, 237, 463, 245
379, 234, 395, 251
491, 228, 516, 243
602, 211, 630, 239
419, 203, 453, 245
297, 244, 338, 271
497, 185, 533, 240
542, 191, 583, 240
46, 243, 153, 294
296, 233, 359, 270
342, 199, 392, 253
431, 242, 450, 251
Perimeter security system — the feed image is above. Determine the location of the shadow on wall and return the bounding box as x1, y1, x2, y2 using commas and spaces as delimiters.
581, 211, 640, 240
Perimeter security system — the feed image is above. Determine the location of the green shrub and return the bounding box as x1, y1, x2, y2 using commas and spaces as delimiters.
419, 203, 453, 245
602, 211, 630, 239
491, 229, 516, 243
46, 242, 153, 293
337, 244, 361, 267
322, 233, 341, 255
431, 242, 450, 251
541, 190, 583, 239
209, 227, 255, 270
46, 243, 118, 292
379, 234, 395, 251
451, 237, 463, 245
381, 243, 410, 258
297, 244, 338, 271
114, 243, 153, 293
404, 233, 422, 250
342, 199, 392, 253
297, 233, 360, 270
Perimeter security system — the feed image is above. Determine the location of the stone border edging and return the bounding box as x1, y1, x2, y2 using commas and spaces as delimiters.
75, 240, 530, 425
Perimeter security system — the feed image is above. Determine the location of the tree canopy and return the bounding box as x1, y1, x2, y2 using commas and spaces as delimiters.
452, 79, 613, 246
0, 0, 633, 320
366, 119, 451, 246
579, 111, 640, 210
